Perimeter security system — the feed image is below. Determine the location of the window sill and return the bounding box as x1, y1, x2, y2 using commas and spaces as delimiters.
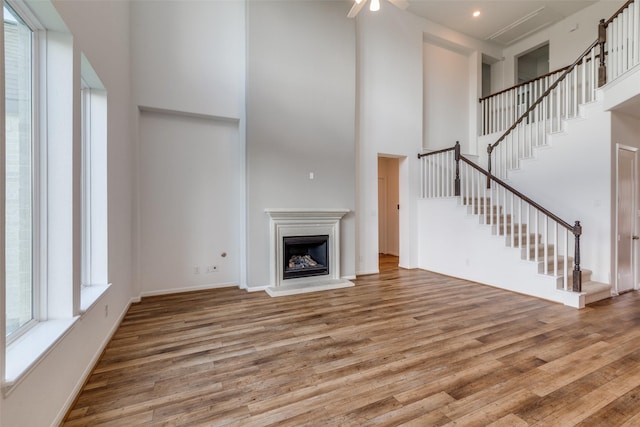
3, 283, 111, 395
4, 317, 78, 394
80, 283, 111, 313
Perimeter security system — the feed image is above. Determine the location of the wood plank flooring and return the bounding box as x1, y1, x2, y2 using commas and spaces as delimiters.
63, 256, 640, 426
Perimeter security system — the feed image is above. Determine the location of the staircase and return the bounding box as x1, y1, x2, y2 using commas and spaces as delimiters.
464, 195, 611, 306
417, 1, 640, 307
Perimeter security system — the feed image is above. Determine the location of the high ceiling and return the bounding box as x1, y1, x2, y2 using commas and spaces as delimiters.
404, 1, 599, 46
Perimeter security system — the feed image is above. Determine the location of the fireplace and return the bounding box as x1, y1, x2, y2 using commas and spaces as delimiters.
265, 208, 354, 296
283, 235, 329, 279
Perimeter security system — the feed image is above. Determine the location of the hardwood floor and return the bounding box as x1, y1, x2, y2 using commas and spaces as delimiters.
64, 256, 640, 426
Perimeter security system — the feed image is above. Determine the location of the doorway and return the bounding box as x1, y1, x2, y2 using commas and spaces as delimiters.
378, 156, 400, 269
616, 145, 638, 294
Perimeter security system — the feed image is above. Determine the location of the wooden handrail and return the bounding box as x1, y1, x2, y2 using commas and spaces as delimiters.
479, 54, 601, 103
479, 66, 569, 103
489, 39, 598, 153
459, 154, 582, 292
460, 155, 573, 230
417, 145, 456, 159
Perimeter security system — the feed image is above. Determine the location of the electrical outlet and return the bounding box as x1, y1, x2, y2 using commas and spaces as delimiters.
206, 265, 218, 273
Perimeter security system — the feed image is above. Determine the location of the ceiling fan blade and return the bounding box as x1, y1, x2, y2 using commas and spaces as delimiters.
388, 0, 410, 10
347, 0, 367, 18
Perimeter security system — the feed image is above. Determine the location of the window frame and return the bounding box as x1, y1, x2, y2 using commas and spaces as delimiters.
3, 0, 43, 344
79, 55, 109, 310
2, 0, 110, 393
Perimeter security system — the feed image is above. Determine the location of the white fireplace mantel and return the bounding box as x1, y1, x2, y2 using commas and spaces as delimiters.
265, 208, 353, 296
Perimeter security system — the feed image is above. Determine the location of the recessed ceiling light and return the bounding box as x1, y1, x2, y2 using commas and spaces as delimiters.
473, 10, 481, 18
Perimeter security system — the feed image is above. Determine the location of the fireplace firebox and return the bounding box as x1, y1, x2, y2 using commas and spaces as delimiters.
283, 235, 329, 280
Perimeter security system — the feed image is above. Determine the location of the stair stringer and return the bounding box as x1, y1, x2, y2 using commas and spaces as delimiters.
417, 197, 585, 308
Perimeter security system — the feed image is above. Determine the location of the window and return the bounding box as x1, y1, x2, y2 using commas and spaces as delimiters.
4, 2, 35, 339
4, 0, 79, 387
80, 55, 108, 311
2, 0, 108, 388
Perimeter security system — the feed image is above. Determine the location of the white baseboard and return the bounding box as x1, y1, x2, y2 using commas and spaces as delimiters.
246, 285, 269, 292
357, 269, 379, 276
138, 282, 237, 298
53, 296, 135, 427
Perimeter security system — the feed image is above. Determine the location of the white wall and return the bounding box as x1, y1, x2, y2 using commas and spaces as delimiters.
499, 1, 621, 89
417, 198, 581, 307
131, 1, 246, 294
2, 1, 134, 425
246, 1, 356, 287
423, 42, 470, 151
356, 3, 499, 275
357, 3, 423, 274
131, 0, 245, 119
138, 111, 241, 295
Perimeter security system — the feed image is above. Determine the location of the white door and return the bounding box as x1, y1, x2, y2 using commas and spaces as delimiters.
617, 146, 637, 294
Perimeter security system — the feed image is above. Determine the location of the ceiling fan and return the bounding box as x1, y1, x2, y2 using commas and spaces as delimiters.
347, 0, 410, 18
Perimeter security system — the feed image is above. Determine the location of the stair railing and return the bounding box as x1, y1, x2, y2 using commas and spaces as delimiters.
484, 0, 640, 183
479, 67, 569, 136
486, 40, 600, 184
419, 142, 583, 292
417, 143, 460, 198
602, 0, 639, 84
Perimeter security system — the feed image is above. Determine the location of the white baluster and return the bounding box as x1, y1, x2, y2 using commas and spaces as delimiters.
619, 16, 624, 77
629, 4, 635, 67
553, 221, 558, 276
612, 18, 618, 79
544, 215, 549, 275
424, 157, 429, 197
518, 198, 523, 250
490, 97, 494, 133
510, 193, 515, 248
556, 83, 561, 131
421, 157, 425, 198
635, 0, 640, 67
503, 186, 508, 238
484, 179, 489, 226
430, 157, 435, 198
623, 10, 629, 74
571, 69, 578, 117
581, 56, 586, 105
564, 228, 569, 291
535, 210, 539, 264
526, 204, 531, 261
590, 48, 596, 102
542, 76, 548, 138
564, 77, 569, 120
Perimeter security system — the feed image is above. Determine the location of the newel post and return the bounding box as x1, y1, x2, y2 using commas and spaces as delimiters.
572, 221, 582, 292
454, 141, 461, 196
598, 18, 607, 87
486, 144, 493, 189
